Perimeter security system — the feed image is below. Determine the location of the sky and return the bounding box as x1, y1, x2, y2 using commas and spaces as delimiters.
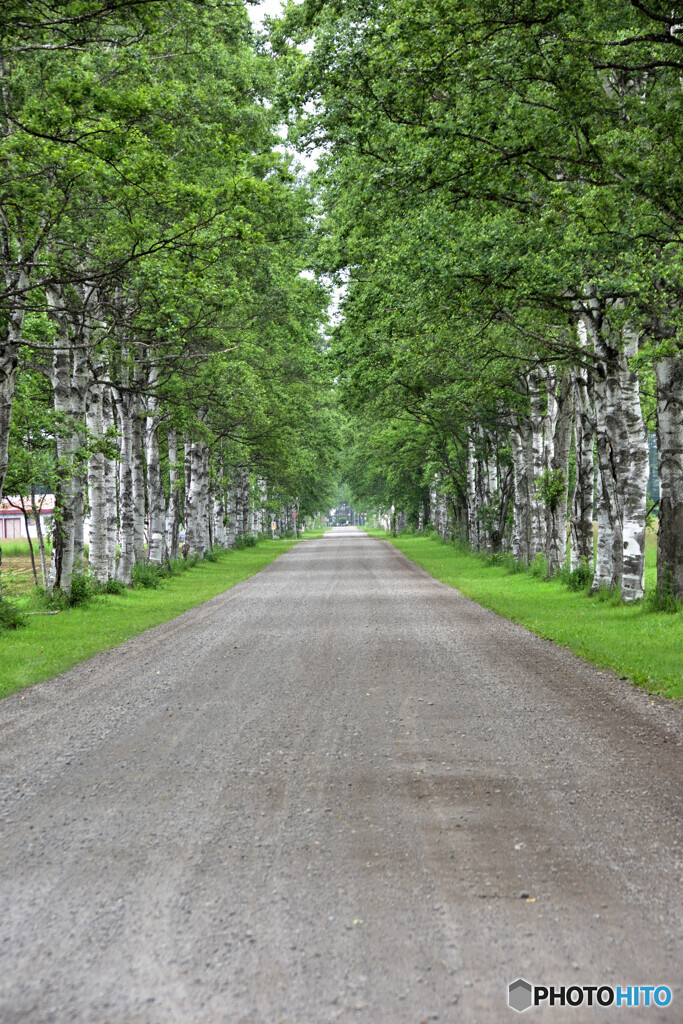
247, 0, 288, 29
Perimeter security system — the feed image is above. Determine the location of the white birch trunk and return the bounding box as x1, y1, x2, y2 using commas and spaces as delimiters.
654, 350, 683, 599
617, 326, 649, 602
184, 436, 210, 558
213, 494, 227, 548
103, 389, 118, 578
234, 469, 250, 538
86, 379, 109, 584
115, 393, 136, 584
144, 381, 166, 565
46, 287, 88, 594
183, 439, 192, 555
131, 387, 146, 564
510, 416, 532, 564
528, 372, 548, 560
226, 484, 237, 548
167, 429, 181, 560
199, 442, 211, 554
570, 358, 596, 572
581, 302, 648, 600
546, 374, 573, 575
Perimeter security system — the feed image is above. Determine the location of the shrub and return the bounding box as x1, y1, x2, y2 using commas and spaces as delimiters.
235, 534, 257, 549
0, 599, 25, 631
646, 572, 681, 614
102, 577, 126, 595
557, 559, 594, 592
203, 548, 219, 562
131, 561, 162, 589
67, 572, 93, 607
529, 553, 549, 579
595, 582, 621, 603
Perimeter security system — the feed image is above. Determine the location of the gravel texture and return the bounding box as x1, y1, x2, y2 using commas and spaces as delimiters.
1, 527, 681, 1023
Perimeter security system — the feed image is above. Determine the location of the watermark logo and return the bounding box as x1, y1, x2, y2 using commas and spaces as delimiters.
508, 980, 673, 1012
509, 979, 533, 1012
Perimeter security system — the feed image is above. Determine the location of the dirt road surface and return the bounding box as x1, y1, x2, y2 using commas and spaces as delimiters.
1, 528, 681, 1023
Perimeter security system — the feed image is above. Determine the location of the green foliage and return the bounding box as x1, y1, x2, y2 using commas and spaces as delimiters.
536, 470, 567, 513
234, 534, 257, 549
529, 554, 550, 580
0, 600, 25, 632
646, 572, 681, 615
131, 561, 163, 589
66, 573, 93, 607
101, 577, 126, 595
557, 560, 594, 593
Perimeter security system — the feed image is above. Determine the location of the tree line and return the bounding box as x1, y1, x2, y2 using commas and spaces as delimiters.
0, 0, 338, 601
274, 0, 683, 602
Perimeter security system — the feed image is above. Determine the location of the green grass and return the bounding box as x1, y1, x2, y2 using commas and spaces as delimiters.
0, 541, 298, 700
378, 533, 682, 699
0, 538, 52, 558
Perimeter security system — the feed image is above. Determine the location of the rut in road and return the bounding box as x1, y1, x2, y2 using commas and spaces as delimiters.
1, 527, 681, 1024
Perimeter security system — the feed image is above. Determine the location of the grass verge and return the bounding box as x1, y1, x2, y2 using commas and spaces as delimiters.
378, 532, 682, 699
0, 540, 298, 701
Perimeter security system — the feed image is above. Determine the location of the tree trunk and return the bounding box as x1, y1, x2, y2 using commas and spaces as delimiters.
546, 374, 573, 575
654, 350, 683, 599
86, 379, 109, 584
226, 482, 237, 548
184, 436, 209, 558
528, 371, 548, 561
47, 324, 87, 594
30, 486, 48, 588
145, 388, 166, 565
582, 302, 648, 600
570, 361, 596, 571
167, 429, 181, 560
115, 392, 136, 584
466, 438, 478, 549
103, 389, 118, 578
510, 415, 533, 564
131, 390, 146, 564
617, 326, 649, 602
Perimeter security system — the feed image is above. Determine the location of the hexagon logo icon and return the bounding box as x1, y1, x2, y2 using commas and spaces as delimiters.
509, 978, 533, 1012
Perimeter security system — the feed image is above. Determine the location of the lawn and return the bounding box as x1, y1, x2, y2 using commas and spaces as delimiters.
374, 531, 682, 699
0, 539, 299, 700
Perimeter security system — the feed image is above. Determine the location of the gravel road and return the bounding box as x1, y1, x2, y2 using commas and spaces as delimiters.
1, 528, 681, 1023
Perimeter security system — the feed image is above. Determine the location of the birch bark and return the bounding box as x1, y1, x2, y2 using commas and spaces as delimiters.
581, 302, 648, 600
528, 371, 548, 560
86, 378, 109, 583
46, 286, 88, 594
115, 391, 136, 584
654, 349, 683, 599
184, 436, 210, 557
466, 438, 478, 550
510, 417, 533, 564
102, 389, 118, 578
570, 355, 596, 571
546, 374, 573, 575
167, 429, 181, 560
144, 378, 166, 565
226, 482, 237, 547
131, 384, 146, 564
